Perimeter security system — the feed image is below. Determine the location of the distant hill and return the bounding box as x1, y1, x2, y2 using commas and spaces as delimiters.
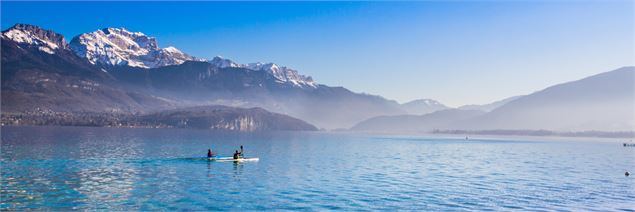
131, 106, 318, 131
350, 67, 634, 134
458, 96, 522, 112
350, 109, 485, 133
1, 105, 317, 131
400, 99, 449, 115
457, 67, 634, 131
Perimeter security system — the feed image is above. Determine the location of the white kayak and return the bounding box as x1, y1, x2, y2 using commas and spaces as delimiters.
215, 157, 259, 162
192, 156, 259, 162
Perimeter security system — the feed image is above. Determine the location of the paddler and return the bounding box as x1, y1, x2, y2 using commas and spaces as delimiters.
233, 145, 244, 159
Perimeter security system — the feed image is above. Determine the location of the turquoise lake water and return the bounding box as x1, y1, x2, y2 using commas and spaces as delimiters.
1, 126, 634, 211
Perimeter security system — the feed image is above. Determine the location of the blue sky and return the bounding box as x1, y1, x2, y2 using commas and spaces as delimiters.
2, 1, 633, 107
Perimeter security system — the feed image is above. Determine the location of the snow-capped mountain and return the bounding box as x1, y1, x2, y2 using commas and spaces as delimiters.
69, 28, 200, 68
244, 62, 316, 88
3, 24, 405, 129
208, 56, 317, 88
1, 24, 173, 113
1, 23, 68, 54
208, 56, 241, 68
67, 26, 317, 87
400, 99, 449, 115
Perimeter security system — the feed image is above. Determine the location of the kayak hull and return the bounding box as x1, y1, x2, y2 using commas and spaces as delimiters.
215, 157, 259, 162
189, 156, 259, 162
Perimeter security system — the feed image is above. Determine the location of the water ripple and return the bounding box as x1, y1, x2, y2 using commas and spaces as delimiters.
2, 127, 634, 211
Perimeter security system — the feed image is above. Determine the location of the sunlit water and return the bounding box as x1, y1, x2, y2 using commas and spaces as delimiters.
1, 126, 634, 211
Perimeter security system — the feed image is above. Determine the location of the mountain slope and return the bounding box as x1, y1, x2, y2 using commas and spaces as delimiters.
350, 109, 485, 133
207, 56, 317, 88
72, 28, 405, 129
2, 24, 406, 129
1, 24, 171, 113
458, 96, 523, 112
110, 61, 405, 129
458, 67, 634, 131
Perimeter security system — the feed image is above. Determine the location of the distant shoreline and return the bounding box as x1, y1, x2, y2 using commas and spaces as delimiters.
1, 125, 632, 141
0, 107, 318, 132
2, 111, 632, 139
431, 129, 634, 139
342, 129, 634, 139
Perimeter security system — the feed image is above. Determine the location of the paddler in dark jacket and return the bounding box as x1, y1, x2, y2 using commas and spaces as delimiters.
208, 149, 215, 158
233, 145, 244, 159
233, 150, 240, 159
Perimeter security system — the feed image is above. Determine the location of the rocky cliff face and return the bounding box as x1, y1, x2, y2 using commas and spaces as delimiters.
1, 23, 69, 54
210, 116, 261, 131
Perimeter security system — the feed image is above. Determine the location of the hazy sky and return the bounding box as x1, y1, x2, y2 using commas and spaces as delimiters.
2, 1, 633, 107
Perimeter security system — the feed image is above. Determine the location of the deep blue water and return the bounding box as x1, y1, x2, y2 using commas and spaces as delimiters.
1, 126, 634, 211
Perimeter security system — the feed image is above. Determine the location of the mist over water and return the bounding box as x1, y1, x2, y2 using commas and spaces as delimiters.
2, 126, 634, 210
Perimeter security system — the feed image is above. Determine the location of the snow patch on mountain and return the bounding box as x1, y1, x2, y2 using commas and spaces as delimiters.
207, 56, 316, 88
4, 24, 317, 88
2, 24, 68, 54
208, 56, 241, 68
246, 62, 316, 87
69, 28, 200, 68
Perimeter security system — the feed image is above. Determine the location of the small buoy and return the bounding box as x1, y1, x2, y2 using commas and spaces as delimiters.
626, 171, 630, 177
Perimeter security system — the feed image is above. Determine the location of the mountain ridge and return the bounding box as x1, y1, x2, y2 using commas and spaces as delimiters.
351, 109, 485, 133
3, 23, 631, 131
1, 24, 175, 113
457, 66, 634, 131
458, 96, 523, 112
350, 66, 634, 133
1, 23, 407, 129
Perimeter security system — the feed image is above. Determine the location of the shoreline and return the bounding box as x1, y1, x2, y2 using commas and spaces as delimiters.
2, 124, 633, 140
338, 130, 634, 141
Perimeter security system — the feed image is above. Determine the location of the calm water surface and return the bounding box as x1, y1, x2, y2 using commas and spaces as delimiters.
1, 126, 634, 211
